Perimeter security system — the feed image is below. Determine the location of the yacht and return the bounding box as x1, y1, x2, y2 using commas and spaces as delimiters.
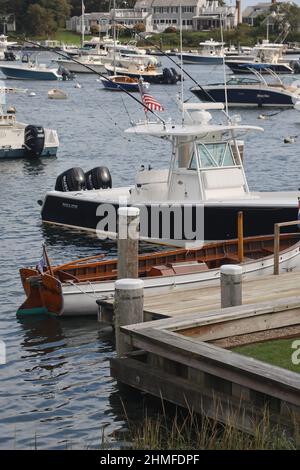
190, 69, 300, 107
40, 102, 299, 248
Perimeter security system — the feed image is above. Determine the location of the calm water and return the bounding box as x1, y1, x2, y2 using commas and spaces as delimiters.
0, 55, 300, 449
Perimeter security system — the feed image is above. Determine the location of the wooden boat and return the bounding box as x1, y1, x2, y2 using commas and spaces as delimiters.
48, 88, 68, 100
17, 233, 300, 317
100, 75, 150, 92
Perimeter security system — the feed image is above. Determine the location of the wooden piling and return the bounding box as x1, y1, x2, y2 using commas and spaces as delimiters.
117, 207, 140, 279
237, 211, 244, 263
114, 279, 144, 357
220, 265, 242, 308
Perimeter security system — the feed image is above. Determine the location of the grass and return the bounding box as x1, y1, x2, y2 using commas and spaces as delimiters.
233, 338, 300, 373
126, 406, 298, 450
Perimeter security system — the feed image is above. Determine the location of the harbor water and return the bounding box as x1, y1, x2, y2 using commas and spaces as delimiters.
0, 56, 299, 449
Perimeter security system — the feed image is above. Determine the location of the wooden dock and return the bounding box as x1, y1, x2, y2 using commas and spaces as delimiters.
107, 271, 300, 440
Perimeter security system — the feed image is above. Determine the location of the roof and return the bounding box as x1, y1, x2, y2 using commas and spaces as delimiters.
242, 3, 271, 18
134, 0, 154, 9
152, 0, 200, 7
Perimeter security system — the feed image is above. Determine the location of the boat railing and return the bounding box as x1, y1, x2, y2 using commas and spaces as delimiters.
274, 220, 300, 275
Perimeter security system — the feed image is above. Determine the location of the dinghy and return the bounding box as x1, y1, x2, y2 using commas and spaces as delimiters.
48, 89, 68, 100
17, 233, 300, 317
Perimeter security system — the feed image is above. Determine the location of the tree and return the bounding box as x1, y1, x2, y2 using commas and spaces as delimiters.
25, 3, 57, 37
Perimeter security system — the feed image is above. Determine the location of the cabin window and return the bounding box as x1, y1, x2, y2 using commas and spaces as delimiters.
189, 143, 235, 169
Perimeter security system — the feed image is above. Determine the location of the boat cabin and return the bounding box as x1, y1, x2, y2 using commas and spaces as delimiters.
198, 40, 224, 56
126, 103, 262, 204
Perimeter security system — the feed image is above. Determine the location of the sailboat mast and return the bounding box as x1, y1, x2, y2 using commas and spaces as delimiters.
81, 0, 85, 48
113, 0, 116, 75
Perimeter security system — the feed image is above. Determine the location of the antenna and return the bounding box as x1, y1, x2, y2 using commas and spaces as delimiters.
179, 3, 184, 125
220, 13, 229, 119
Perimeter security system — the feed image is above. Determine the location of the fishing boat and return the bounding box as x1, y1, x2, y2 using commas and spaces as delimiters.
40, 101, 299, 247
17, 233, 300, 317
190, 69, 300, 107
225, 43, 296, 75
0, 53, 70, 81
100, 75, 150, 92
56, 55, 106, 74
105, 62, 181, 84
0, 88, 59, 159
178, 40, 225, 65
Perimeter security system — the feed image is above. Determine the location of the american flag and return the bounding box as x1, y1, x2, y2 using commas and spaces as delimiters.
142, 93, 164, 113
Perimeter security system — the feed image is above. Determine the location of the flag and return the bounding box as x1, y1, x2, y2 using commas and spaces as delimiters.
36, 249, 47, 274
142, 92, 164, 113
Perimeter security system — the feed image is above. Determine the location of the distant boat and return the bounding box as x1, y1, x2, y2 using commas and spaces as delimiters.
177, 40, 225, 65
100, 75, 150, 92
0, 53, 68, 80
56, 55, 106, 74
48, 88, 68, 99
105, 63, 181, 84
190, 70, 300, 107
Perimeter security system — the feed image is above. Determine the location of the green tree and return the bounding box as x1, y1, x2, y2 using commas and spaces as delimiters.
25, 3, 57, 36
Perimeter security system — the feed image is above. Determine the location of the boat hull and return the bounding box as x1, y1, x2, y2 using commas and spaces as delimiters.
180, 54, 223, 65
0, 146, 58, 159
101, 77, 140, 92
41, 194, 298, 245
226, 61, 293, 74
191, 86, 295, 107
57, 60, 106, 74
0, 65, 59, 80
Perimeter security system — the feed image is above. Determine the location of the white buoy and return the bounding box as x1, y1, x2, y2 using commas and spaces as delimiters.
74, 83, 82, 89
284, 136, 296, 144
258, 114, 266, 120
28, 92, 36, 97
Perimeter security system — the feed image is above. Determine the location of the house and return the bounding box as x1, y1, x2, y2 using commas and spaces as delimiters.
193, 1, 237, 31
242, 2, 272, 26
0, 14, 16, 34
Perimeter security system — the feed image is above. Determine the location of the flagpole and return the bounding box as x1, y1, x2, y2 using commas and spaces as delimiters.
43, 244, 54, 276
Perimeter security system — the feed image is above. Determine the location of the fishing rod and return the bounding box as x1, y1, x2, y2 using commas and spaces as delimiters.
8, 34, 167, 125
112, 20, 232, 119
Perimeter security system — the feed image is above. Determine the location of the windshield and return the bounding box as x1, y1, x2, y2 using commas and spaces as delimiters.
190, 143, 235, 169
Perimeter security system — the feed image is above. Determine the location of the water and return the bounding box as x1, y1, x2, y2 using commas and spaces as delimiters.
0, 55, 300, 449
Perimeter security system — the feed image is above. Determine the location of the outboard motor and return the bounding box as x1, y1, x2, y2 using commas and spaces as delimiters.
171, 67, 182, 83
24, 125, 45, 158
85, 166, 112, 190
162, 68, 175, 84
59, 66, 75, 81
290, 60, 300, 74
55, 167, 86, 192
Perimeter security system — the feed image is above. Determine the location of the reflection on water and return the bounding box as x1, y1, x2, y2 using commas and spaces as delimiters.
0, 56, 300, 448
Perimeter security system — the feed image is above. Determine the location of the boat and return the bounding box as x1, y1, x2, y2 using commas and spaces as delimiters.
100, 75, 150, 92
177, 40, 225, 65
190, 69, 300, 107
56, 55, 106, 74
0, 89, 59, 159
0, 53, 71, 81
48, 88, 68, 100
105, 62, 181, 84
17, 233, 300, 317
225, 43, 297, 75
40, 101, 299, 247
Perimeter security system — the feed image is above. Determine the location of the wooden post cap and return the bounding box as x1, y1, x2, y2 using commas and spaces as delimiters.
220, 265, 243, 275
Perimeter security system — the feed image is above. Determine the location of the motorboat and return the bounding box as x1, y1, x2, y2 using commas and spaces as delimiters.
17, 233, 300, 316
190, 69, 300, 107
225, 42, 297, 74
48, 88, 68, 99
177, 40, 225, 65
100, 75, 150, 92
40, 102, 299, 248
0, 53, 70, 81
56, 55, 106, 74
105, 62, 181, 84
0, 90, 59, 159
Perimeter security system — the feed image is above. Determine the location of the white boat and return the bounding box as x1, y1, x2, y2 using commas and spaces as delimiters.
178, 40, 225, 65
0, 89, 59, 159
57, 55, 106, 74
40, 101, 299, 248
48, 88, 68, 100
0, 53, 65, 81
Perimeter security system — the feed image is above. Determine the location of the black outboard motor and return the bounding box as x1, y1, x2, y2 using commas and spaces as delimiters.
55, 167, 86, 192
290, 60, 300, 74
171, 67, 182, 83
59, 66, 75, 81
85, 167, 112, 190
24, 125, 45, 158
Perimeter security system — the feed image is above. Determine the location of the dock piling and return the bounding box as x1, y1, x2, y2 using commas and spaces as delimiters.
220, 265, 243, 308
114, 278, 144, 357
117, 207, 140, 279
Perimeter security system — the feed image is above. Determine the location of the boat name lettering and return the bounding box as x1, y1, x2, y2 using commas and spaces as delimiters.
62, 202, 78, 209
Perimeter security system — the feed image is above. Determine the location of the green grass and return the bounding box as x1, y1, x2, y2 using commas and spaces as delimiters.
52, 30, 84, 45
233, 338, 300, 373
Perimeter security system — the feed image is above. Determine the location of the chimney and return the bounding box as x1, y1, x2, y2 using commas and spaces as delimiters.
236, 0, 241, 24
271, 0, 276, 4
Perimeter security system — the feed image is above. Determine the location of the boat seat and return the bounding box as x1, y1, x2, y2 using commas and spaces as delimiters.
202, 168, 246, 199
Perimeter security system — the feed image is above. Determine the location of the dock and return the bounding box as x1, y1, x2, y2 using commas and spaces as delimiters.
106, 271, 300, 440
